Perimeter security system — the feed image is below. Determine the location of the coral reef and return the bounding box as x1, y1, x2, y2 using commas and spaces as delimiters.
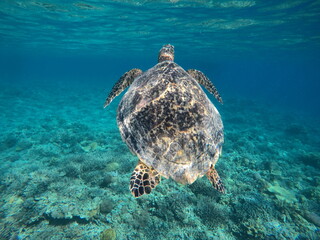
0, 84, 319, 239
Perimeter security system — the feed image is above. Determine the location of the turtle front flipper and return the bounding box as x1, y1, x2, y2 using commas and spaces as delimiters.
130, 161, 161, 197
104, 68, 143, 108
187, 69, 223, 104
206, 165, 225, 193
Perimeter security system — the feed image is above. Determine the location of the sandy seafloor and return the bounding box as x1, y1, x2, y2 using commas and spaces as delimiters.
0, 80, 320, 240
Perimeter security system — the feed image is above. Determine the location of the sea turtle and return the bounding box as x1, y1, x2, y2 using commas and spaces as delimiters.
104, 44, 225, 197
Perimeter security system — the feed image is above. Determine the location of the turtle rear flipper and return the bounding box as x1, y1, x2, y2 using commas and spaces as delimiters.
104, 68, 142, 108
206, 165, 225, 193
187, 69, 223, 104
130, 161, 161, 197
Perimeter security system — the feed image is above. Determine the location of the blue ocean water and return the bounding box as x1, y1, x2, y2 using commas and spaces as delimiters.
0, 1, 320, 239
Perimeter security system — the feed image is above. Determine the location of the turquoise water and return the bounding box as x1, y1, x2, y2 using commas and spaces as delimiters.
1, 1, 320, 239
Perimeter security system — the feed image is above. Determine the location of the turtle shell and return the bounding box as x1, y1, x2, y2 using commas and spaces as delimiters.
117, 61, 223, 184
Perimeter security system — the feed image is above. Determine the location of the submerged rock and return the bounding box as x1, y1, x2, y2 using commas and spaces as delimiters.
298, 152, 320, 169
284, 124, 307, 136
303, 211, 320, 227
80, 141, 99, 152
266, 182, 298, 203
100, 228, 116, 240
100, 174, 115, 188
105, 162, 120, 172
100, 197, 115, 214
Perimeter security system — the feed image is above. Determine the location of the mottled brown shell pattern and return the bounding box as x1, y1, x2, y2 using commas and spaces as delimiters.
117, 61, 223, 184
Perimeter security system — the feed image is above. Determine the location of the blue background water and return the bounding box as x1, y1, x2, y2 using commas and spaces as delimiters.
1, 0, 319, 117
1, 1, 320, 239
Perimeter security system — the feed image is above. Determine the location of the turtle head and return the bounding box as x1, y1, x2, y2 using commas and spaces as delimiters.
158, 44, 174, 62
